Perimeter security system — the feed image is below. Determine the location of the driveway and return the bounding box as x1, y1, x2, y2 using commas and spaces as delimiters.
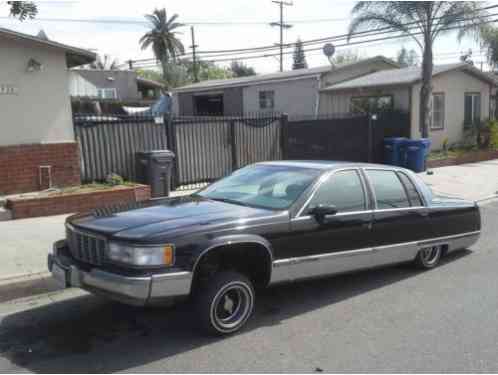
0, 202, 497, 372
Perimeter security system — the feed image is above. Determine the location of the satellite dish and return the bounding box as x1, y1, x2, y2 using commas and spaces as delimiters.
323, 43, 335, 58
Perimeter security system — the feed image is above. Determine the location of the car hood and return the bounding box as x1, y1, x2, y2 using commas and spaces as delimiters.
68, 196, 278, 241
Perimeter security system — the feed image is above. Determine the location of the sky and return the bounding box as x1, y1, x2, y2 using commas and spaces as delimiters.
0, 0, 494, 73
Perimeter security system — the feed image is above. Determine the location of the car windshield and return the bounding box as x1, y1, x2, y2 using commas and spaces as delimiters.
196, 164, 321, 210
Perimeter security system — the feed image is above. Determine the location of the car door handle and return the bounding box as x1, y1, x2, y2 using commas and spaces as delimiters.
417, 209, 430, 217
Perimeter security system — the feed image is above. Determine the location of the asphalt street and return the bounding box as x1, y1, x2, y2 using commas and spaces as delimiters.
0, 202, 497, 373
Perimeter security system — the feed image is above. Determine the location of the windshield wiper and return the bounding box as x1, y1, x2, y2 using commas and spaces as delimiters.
208, 197, 251, 207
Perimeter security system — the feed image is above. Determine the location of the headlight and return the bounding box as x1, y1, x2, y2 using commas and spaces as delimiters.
108, 242, 175, 267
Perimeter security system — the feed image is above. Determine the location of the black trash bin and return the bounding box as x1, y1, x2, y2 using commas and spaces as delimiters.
135, 150, 175, 198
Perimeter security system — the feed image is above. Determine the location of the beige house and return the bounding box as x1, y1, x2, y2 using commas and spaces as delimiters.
319, 63, 497, 150
0, 28, 95, 194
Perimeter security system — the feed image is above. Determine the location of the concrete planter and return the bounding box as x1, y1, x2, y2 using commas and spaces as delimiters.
6, 184, 151, 220
427, 149, 498, 168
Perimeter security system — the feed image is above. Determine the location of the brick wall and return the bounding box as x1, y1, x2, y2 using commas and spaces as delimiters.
0, 142, 81, 195
6, 185, 151, 219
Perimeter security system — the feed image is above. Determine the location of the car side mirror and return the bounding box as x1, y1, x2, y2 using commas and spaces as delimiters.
309, 204, 338, 223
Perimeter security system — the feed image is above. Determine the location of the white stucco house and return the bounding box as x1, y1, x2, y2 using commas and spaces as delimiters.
172, 56, 400, 118
0, 27, 95, 194
319, 63, 498, 149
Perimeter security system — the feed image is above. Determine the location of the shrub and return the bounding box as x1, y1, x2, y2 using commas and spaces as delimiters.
105, 173, 124, 186
488, 120, 498, 149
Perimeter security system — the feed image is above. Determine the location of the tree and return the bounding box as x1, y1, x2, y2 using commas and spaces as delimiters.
89, 54, 119, 70
195, 60, 233, 81
330, 49, 364, 65
136, 60, 233, 89
396, 46, 419, 67
292, 38, 308, 70
479, 26, 498, 71
136, 68, 165, 83
348, 2, 487, 138
230, 61, 256, 77
139, 8, 185, 87
7, 1, 37, 21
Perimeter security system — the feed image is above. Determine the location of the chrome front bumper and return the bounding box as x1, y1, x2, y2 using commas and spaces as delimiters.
48, 240, 193, 306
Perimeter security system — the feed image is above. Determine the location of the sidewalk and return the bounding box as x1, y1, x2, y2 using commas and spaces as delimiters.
0, 161, 496, 301
420, 159, 498, 202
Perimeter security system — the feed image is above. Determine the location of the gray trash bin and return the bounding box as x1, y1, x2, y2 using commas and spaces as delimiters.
135, 150, 175, 198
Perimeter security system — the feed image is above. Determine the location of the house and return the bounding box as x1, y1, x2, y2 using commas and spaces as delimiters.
0, 27, 96, 194
319, 63, 498, 150
172, 56, 400, 117
69, 69, 164, 100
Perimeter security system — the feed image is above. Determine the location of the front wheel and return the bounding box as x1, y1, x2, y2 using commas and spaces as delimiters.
195, 271, 255, 336
414, 245, 443, 269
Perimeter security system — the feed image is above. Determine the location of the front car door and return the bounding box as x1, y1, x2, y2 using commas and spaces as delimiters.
363, 168, 432, 265
280, 168, 374, 281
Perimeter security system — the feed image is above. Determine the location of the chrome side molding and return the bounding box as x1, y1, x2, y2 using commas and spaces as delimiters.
270, 231, 481, 285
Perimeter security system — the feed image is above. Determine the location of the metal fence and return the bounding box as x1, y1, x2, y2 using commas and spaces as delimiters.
73, 110, 409, 189
169, 114, 283, 189
287, 111, 410, 164
74, 114, 168, 182
73, 112, 284, 188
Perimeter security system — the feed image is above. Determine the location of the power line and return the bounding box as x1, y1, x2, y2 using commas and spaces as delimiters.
125, 10, 498, 67
0, 16, 349, 26
194, 4, 498, 55
129, 17, 498, 68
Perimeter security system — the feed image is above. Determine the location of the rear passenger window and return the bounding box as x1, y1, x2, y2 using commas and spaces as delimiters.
397, 172, 424, 207
366, 170, 410, 209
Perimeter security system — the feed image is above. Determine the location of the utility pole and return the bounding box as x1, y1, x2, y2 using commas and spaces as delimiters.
270, 1, 293, 72
190, 26, 199, 82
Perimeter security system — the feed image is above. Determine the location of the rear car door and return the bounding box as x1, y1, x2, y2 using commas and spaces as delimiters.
364, 168, 432, 264
284, 169, 374, 279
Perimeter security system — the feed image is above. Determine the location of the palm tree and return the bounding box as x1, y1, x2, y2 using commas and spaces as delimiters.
348, 2, 487, 138
89, 54, 119, 70
139, 8, 185, 86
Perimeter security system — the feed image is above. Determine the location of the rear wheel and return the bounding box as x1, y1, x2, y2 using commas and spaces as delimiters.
414, 245, 443, 269
195, 271, 255, 335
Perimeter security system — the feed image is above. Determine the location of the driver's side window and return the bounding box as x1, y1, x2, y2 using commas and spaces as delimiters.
307, 170, 366, 213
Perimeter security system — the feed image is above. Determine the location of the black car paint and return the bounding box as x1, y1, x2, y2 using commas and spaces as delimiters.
65, 162, 481, 282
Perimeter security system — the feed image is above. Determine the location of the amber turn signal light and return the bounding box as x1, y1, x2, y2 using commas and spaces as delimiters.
163, 245, 174, 266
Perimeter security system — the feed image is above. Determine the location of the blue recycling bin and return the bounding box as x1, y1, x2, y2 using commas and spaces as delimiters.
405, 139, 431, 172
383, 137, 408, 166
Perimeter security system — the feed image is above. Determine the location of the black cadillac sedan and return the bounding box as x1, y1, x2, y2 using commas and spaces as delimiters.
48, 161, 481, 335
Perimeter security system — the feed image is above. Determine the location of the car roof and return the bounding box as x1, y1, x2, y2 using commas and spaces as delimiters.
256, 160, 396, 171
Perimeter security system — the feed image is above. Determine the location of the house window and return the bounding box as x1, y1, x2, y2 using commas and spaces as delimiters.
97, 88, 117, 100
431, 93, 445, 130
350, 95, 393, 113
259, 90, 275, 110
464, 93, 481, 128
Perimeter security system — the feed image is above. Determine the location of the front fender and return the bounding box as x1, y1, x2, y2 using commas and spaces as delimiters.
191, 233, 274, 278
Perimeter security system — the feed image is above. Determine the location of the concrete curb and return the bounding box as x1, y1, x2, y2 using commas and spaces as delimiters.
0, 271, 61, 304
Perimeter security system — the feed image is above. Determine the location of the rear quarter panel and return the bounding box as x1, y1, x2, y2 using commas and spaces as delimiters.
428, 198, 480, 238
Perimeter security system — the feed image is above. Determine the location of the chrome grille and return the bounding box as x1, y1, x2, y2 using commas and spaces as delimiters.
66, 225, 107, 266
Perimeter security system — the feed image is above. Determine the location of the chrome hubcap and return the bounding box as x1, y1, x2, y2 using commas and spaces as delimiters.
211, 283, 252, 331
421, 246, 441, 266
